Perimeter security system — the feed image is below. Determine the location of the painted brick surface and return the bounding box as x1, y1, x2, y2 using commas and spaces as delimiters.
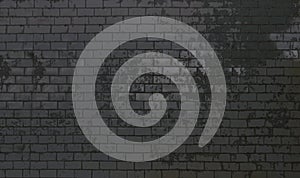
0, 0, 300, 177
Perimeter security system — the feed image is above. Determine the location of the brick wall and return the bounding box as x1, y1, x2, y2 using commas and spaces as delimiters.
0, 0, 299, 177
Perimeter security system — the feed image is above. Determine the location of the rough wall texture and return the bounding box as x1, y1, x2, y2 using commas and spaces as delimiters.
0, 0, 300, 177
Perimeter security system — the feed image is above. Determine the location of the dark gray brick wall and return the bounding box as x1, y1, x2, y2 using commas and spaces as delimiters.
0, 0, 300, 177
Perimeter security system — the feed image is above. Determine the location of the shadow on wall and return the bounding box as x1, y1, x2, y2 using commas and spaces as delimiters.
148, 0, 299, 66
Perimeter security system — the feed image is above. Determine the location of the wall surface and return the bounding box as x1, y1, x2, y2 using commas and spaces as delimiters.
0, 0, 300, 177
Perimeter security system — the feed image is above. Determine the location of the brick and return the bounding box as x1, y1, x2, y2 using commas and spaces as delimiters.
0, 0, 298, 177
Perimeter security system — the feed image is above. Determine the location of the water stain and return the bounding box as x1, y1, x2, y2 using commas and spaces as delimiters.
27, 52, 45, 89
0, 55, 11, 90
